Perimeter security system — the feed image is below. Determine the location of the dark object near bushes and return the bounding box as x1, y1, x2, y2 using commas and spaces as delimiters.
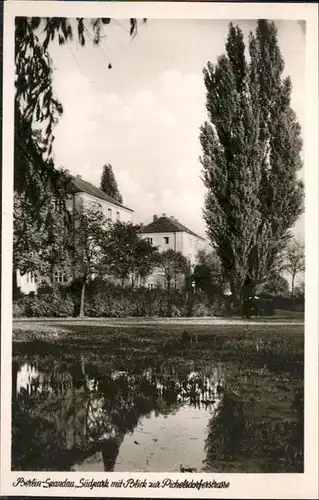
242, 297, 275, 318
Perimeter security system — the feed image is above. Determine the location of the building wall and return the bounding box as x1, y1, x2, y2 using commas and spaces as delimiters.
67, 192, 133, 224
16, 270, 37, 295
139, 231, 206, 289
140, 231, 205, 266
17, 191, 133, 295
139, 231, 183, 254
181, 233, 207, 266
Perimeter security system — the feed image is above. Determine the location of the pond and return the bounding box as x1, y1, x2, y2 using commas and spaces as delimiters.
12, 355, 225, 472
11, 322, 304, 473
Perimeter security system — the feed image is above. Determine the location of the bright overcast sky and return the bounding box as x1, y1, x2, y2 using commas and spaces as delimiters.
49, 19, 305, 240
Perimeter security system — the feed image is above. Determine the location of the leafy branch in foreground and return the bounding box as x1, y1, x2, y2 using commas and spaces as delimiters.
15, 17, 146, 205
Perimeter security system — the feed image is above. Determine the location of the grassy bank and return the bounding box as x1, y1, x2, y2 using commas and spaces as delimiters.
12, 322, 304, 472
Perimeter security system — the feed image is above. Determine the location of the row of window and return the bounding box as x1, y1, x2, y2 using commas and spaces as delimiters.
53, 198, 122, 222
110, 209, 121, 221
25, 271, 68, 284
102, 207, 121, 221
89, 204, 122, 221
53, 272, 68, 283
145, 237, 170, 245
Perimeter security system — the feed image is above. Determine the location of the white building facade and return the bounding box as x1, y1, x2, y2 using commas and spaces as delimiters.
66, 175, 133, 224
139, 214, 207, 288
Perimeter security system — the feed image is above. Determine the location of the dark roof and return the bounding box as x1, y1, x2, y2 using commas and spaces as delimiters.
69, 175, 133, 212
139, 216, 205, 241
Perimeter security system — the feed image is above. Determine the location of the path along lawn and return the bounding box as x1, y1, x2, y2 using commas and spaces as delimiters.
12, 319, 304, 472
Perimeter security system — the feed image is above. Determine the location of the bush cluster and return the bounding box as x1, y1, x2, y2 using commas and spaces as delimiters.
15, 288, 74, 318
13, 278, 303, 319
13, 279, 219, 318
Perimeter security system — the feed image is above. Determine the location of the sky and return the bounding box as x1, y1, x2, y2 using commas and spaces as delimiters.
48, 19, 305, 241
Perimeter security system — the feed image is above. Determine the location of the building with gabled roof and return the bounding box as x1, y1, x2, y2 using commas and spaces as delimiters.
16, 174, 134, 294
139, 214, 205, 241
139, 213, 206, 266
138, 214, 206, 289
69, 175, 133, 215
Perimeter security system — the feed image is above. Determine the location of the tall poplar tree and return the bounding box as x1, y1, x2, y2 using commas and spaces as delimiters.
200, 20, 304, 311
100, 164, 123, 204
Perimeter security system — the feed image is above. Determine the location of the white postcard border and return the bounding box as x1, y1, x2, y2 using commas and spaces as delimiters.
1, 2, 318, 498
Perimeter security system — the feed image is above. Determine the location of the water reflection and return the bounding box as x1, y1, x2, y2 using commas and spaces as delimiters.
12, 356, 225, 472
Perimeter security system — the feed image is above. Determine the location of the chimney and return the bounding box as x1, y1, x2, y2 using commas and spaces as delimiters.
140, 222, 144, 228
153, 214, 158, 222
162, 213, 166, 217
76, 174, 82, 179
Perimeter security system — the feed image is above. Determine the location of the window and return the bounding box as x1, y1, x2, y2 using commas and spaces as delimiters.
146, 237, 153, 244
31, 272, 38, 283
116, 211, 120, 221
107, 208, 112, 220
54, 198, 64, 213
53, 271, 68, 284
164, 237, 169, 244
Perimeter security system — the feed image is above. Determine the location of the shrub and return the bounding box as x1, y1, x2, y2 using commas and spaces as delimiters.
192, 302, 214, 317
15, 292, 74, 318
170, 305, 182, 317
13, 277, 226, 318
13, 302, 24, 318
37, 284, 54, 296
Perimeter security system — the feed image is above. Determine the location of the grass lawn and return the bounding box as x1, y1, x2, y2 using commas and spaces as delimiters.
12, 321, 304, 472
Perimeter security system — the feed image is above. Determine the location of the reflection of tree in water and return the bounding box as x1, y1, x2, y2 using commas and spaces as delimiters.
12, 355, 224, 471
203, 387, 304, 473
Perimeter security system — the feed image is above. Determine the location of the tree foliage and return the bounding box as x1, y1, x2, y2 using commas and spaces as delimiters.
261, 272, 290, 297
73, 203, 111, 316
193, 248, 224, 297
283, 239, 305, 301
14, 18, 144, 208
13, 190, 72, 278
200, 20, 304, 310
157, 249, 188, 291
15, 17, 144, 165
102, 222, 158, 286
100, 164, 123, 204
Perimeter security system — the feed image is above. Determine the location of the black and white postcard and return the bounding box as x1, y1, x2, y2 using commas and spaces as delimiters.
1, 1, 318, 498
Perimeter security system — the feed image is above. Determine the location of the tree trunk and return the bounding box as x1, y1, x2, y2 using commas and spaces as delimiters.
81, 355, 86, 376
12, 359, 19, 400
242, 278, 257, 318
12, 270, 18, 300
101, 431, 125, 472
291, 272, 296, 304
230, 286, 243, 316
166, 279, 172, 317
79, 277, 86, 317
